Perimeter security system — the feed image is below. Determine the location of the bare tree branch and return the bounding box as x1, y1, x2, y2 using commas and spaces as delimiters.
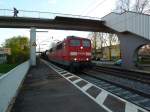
115, 0, 150, 14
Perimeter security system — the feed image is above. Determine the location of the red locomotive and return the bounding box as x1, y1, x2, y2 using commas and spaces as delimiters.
47, 36, 92, 71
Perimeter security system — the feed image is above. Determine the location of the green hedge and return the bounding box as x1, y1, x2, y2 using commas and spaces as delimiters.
0, 64, 18, 73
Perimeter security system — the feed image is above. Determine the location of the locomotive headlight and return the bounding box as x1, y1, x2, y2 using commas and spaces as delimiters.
74, 58, 77, 61
86, 58, 89, 61
80, 46, 83, 49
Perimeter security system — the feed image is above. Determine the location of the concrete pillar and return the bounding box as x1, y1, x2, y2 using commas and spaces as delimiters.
30, 27, 36, 66
118, 32, 150, 69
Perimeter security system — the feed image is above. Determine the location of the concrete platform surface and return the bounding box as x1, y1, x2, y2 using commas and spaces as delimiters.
11, 60, 107, 112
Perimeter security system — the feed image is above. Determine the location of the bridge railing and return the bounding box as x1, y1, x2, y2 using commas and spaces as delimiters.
0, 9, 101, 20
0, 61, 30, 112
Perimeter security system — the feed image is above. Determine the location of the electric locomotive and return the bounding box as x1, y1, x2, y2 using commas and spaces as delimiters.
47, 36, 92, 71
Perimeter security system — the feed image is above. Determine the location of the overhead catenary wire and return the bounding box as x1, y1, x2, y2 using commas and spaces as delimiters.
81, 0, 100, 15
84, 0, 108, 16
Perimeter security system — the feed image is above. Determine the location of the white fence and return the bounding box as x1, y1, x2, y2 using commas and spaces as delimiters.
0, 61, 30, 112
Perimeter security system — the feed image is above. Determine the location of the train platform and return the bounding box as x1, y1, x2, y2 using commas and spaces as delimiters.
11, 59, 107, 112
11, 59, 148, 112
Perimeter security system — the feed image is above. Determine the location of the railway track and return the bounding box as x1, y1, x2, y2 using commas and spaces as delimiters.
81, 66, 150, 97
93, 65, 150, 84
77, 73, 150, 111
46, 60, 150, 111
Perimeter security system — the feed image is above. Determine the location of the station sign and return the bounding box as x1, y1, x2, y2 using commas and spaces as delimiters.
32, 42, 37, 46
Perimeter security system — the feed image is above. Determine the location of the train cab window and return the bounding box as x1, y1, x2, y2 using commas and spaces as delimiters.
70, 39, 80, 46
82, 40, 90, 47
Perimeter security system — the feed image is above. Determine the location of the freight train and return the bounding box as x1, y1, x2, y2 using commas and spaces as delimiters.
45, 36, 92, 72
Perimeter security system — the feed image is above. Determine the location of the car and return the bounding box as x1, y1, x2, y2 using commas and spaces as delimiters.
114, 59, 122, 66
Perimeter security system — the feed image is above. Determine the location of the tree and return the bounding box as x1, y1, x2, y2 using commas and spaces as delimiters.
134, 0, 150, 13
4, 36, 30, 63
89, 32, 120, 60
116, 0, 131, 13
115, 0, 150, 14
88, 32, 97, 54
107, 34, 120, 60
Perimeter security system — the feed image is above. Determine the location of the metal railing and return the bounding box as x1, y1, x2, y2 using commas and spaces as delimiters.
0, 9, 101, 20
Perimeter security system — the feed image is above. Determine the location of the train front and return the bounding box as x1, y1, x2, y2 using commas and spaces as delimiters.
68, 37, 92, 70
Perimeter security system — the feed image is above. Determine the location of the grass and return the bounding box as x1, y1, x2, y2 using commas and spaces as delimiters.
0, 64, 18, 74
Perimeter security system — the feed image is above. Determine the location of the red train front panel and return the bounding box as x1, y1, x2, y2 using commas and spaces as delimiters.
68, 37, 91, 63
47, 36, 92, 67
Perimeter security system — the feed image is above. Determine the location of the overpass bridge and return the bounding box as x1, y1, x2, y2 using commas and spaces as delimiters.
0, 9, 149, 68
0, 9, 150, 112
0, 16, 113, 32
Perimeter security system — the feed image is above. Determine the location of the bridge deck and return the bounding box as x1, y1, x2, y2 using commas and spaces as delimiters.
0, 16, 114, 32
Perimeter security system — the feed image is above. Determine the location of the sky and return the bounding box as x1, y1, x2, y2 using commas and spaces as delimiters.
0, 0, 117, 51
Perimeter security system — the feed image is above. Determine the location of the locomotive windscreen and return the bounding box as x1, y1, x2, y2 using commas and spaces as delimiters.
82, 40, 90, 47
70, 39, 80, 46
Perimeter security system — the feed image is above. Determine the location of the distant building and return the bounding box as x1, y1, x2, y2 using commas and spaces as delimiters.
92, 48, 103, 60
102, 44, 121, 60
92, 44, 121, 61
0, 48, 11, 64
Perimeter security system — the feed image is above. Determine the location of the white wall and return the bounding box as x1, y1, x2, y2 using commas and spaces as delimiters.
102, 12, 150, 40
0, 61, 30, 112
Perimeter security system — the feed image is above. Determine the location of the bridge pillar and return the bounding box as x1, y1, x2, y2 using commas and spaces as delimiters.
30, 27, 36, 66
118, 32, 150, 69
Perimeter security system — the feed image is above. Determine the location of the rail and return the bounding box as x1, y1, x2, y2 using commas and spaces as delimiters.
94, 65, 150, 84
79, 72, 150, 111
0, 61, 30, 112
0, 9, 101, 20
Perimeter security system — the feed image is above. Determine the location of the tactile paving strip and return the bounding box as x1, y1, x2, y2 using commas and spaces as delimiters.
43, 60, 149, 112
